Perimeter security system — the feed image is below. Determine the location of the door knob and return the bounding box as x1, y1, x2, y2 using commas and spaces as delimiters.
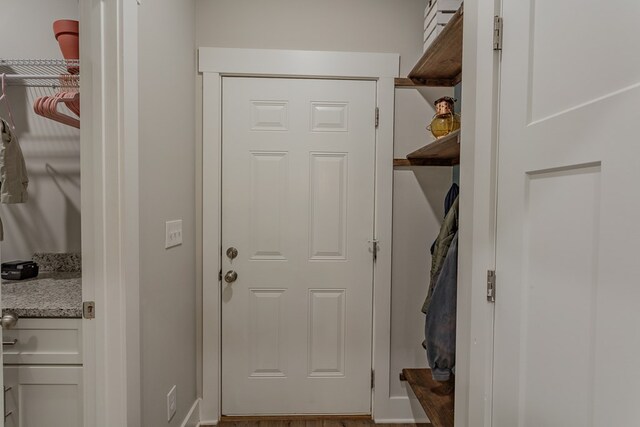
226, 247, 238, 260
0, 312, 18, 330
224, 270, 238, 284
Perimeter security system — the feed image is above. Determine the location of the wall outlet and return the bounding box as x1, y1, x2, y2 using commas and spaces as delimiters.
167, 385, 177, 421
165, 220, 183, 249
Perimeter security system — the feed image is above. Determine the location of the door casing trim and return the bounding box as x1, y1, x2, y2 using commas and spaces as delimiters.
199, 47, 398, 423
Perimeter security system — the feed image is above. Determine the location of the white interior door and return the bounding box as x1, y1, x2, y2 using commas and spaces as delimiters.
493, 1, 640, 426
221, 77, 376, 415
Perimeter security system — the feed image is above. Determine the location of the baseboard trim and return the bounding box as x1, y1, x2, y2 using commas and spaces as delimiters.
203, 417, 422, 426
373, 418, 429, 424
202, 420, 423, 426
200, 416, 426, 426
181, 398, 201, 427
221, 415, 371, 422
374, 394, 428, 424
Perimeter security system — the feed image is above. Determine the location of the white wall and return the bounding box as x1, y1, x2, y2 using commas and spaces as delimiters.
0, 1, 80, 261
138, 1, 197, 426
195, 0, 453, 417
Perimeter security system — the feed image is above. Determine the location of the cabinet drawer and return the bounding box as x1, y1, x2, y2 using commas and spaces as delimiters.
4, 365, 83, 427
2, 318, 82, 365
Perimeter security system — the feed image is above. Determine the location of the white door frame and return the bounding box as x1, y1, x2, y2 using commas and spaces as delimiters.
80, 0, 141, 426
199, 48, 398, 423
457, 1, 502, 426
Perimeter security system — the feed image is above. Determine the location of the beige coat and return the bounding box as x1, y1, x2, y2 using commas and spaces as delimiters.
0, 119, 29, 240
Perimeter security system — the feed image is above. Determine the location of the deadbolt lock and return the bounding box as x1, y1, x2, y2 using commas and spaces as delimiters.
226, 247, 238, 260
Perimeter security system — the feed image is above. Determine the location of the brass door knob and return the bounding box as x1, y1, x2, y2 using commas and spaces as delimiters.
0, 312, 18, 330
224, 271, 238, 284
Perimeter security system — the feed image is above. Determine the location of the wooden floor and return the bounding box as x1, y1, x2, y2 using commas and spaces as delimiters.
201, 416, 429, 427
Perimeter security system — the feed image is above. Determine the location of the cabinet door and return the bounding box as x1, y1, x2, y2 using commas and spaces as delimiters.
4, 366, 82, 427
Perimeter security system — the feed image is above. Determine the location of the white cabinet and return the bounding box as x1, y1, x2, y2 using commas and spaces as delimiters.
3, 319, 82, 427
3, 318, 82, 365
4, 365, 82, 427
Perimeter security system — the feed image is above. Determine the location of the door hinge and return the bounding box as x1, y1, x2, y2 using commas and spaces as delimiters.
493, 16, 503, 51
371, 370, 375, 389
369, 239, 379, 262
375, 107, 379, 128
83, 301, 96, 319
219, 270, 222, 282
487, 270, 496, 302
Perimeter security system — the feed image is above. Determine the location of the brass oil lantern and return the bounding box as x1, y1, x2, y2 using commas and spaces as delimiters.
428, 96, 460, 139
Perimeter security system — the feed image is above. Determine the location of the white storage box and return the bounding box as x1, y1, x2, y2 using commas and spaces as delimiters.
424, 24, 446, 52
423, 0, 463, 52
424, 0, 463, 16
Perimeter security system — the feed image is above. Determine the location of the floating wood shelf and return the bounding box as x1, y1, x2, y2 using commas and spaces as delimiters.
395, 5, 463, 88
400, 368, 454, 427
394, 129, 460, 167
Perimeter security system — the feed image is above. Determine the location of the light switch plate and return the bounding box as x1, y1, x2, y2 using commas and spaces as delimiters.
167, 385, 177, 421
165, 220, 183, 249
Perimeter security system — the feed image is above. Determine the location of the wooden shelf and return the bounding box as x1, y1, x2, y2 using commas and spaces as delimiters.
396, 5, 463, 88
394, 129, 460, 167
400, 368, 454, 427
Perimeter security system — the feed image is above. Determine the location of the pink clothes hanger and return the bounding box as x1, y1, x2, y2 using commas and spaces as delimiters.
58, 75, 80, 117
34, 94, 47, 116
0, 74, 17, 131
64, 96, 80, 117
34, 91, 80, 129
59, 90, 80, 118
44, 92, 80, 128
32, 73, 80, 128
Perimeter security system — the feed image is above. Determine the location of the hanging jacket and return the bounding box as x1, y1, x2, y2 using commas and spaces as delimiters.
430, 183, 459, 255
443, 183, 459, 216
425, 232, 458, 381
0, 118, 28, 203
422, 195, 458, 314
0, 118, 29, 241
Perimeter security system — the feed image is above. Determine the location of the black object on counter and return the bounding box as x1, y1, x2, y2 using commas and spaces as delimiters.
1, 261, 39, 280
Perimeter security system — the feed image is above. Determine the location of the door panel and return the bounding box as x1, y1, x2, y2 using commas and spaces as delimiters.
248, 289, 286, 378
309, 153, 348, 259
4, 366, 82, 427
248, 152, 288, 260
307, 289, 346, 377
493, 1, 640, 426
527, 1, 640, 123
221, 77, 376, 415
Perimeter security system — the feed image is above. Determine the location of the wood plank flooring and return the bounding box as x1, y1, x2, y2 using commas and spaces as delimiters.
200, 416, 429, 427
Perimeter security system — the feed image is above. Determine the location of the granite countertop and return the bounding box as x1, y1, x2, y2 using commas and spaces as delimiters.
2, 272, 82, 318
1, 253, 82, 318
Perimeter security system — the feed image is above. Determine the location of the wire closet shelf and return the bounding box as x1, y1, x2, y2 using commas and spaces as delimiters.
0, 59, 79, 88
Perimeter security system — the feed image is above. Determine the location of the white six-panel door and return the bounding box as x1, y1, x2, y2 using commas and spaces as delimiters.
221, 77, 376, 415
493, 1, 640, 426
